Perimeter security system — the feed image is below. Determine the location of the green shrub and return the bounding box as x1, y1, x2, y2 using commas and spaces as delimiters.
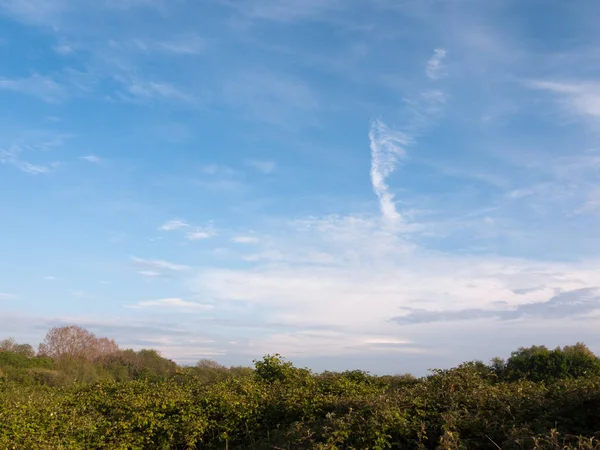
3, 330, 600, 449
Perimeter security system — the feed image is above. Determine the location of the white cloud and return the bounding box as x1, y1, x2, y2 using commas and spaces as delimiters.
367, 67, 447, 225
242, 330, 422, 358
158, 37, 204, 55
402, 89, 446, 135
131, 257, 190, 272
102, 0, 166, 10
159, 219, 214, 240
138, 270, 163, 278
223, 70, 319, 127
0, 0, 68, 24
201, 164, 238, 176
0, 0, 164, 26
0, 134, 68, 175
0, 74, 66, 102
232, 0, 341, 22
426, 48, 447, 80
574, 187, 600, 215
123, 79, 195, 104
0, 146, 57, 175
0, 293, 15, 300
232, 236, 259, 244
79, 155, 101, 164
159, 219, 189, 231
8, 159, 51, 174
53, 41, 75, 55
530, 80, 600, 124
365, 338, 411, 345
187, 230, 212, 241
127, 297, 214, 312
192, 213, 600, 333
134, 34, 205, 55
247, 159, 276, 174
369, 120, 410, 223
43, 276, 57, 281
182, 131, 600, 357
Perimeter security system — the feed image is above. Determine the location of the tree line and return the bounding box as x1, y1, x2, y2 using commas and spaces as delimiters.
0, 325, 253, 386
2, 325, 600, 448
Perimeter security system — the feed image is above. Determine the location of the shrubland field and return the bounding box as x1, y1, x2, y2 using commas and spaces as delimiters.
1, 325, 600, 449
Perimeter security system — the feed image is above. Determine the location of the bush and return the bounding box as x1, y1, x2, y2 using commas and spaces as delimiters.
3, 328, 600, 448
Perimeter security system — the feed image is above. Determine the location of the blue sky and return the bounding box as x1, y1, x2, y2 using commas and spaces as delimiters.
2, 0, 600, 374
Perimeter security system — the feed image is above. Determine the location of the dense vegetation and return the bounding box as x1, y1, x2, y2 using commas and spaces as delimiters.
2, 326, 600, 449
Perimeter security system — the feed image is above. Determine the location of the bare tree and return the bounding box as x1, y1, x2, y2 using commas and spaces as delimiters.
94, 337, 120, 361
196, 359, 226, 370
38, 325, 119, 361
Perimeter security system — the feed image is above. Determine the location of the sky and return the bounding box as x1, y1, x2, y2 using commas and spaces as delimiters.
1, 0, 600, 375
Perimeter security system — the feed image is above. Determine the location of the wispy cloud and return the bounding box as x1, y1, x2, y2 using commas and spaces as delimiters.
0, 293, 15, 300
131, 257, 190, 272
71, 290, 93, 299
158, 218, 215, 241
127, 297, 214, 312
392, 288, 600, 324
369, 120, 410, 223
402, 89, 446, 135
79, 155, 101, 164
247, 159, 276, 174
187, 229, 214, 241
243, 330, 422, 358
530, 80, 600, 125
159, 219, 189, 231
223, 70, 319, 127
426, 48, 447, 80
53, 41, 75, 55
232, 236, 260, 244
0, 0, 68, 25
574, 187, 600, 215
137, 270, 163, 278
134, 33, 205, 55
2, 158, 52, 174
121, 79, 195, 104
229, 0, 342, 22
367, 50, 448, 224
0, 144, 60, 175
193, 213, 600, 335
201, 164, 238, 176
0, 74, 66, 102
43, 276, 57, 281
0, 0, 164, 25
195, 165, 246, 191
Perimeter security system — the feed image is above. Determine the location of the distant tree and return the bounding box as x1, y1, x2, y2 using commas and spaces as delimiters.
189, 359, 229, 383
378, 373, 419, 389
0, 338, 35, 357
503, 343, 600, 382
95, 337, 121, 361
228, 365, 253, 378
38, 325, 119, 362
490, 357, 506, 376
0, 338, 52, 382
134, 349, 177, 380
102, 348, 177, 381
454, 360, 499, 382
342, 369, 375, 385
196, 359, 226, 370
254, 354, 305, 384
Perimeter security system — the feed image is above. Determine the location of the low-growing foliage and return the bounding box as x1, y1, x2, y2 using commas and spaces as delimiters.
2, 327, 600, 449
